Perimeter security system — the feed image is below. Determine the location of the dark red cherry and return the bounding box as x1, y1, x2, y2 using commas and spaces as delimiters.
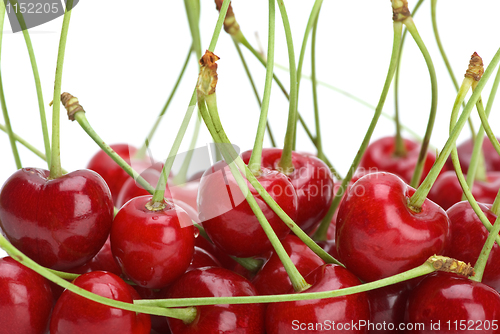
194, 234, 238, 270
265, 264, 370, 334
0, 257, 53, 334
251, 235, 324, 295
186, 246, 221, 272
367, 282, 410, 333
0, 168, 114, 270
336, 172, 450, 282
69, 236, 122, 276
241, 148, 334, 233
49, 271, 151, 334
428, 170, 500, 210
198, 160, 296, 258
405, 271, 500, 334
111, 195, 195, 288
445, 201, 500, 291
164, 267, 265, 334
445, 136, 500, 173
359, 136, 440, 185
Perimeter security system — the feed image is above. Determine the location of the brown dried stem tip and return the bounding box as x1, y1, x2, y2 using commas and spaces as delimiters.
60, 92, 85, 121
427, 255, 475, 278
392, 0, 411, 22
197, 51, 220, 96
214, 0, 240, 36
465, 52, 484, 82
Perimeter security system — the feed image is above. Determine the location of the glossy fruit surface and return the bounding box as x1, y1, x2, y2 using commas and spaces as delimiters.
198, 160, 296, 258
111, 195, 195, 288
165, 267, 265, 334
445, 201, 500, 291
0, 256, 53, 334
265, 264, 370, 334
0, 168, 114, 270
49, 271, 151, 334
359, 136, 438, 185
405, 271, 500, 333
336, 172, 450, 282
241, 148, 334, 233
445, 136, 500, 173
429, 170, 500, 210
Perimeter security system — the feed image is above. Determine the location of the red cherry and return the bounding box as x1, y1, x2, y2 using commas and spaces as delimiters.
164, 267, 265, 333
0, 257, 53, 334
445, 136, 500, 173
194, 234, 238, 270
359, 136, 439, 185
186, 246, 222, 272
169, 179, 200, 212
265, 264, 370, 334
69, 236, 122, 276
251, 235, 324, 295
111, 195, 195, 288
428, 170, 500, 210
336, 172, 450, 282
0, 168, 114, 270
405, 271, 500, 334
445, 201, 500, 291
241, 148, 334, 233
367, 282, 410, 333
198, 160, 296, 258
49, 271, 151, 334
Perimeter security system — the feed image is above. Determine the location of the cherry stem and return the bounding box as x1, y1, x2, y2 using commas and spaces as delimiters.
473, 214, 500, 283
235, 34, 341, 179
0, 234, 197, 321
311, 14, 323, 160
466, 67, 500, 190
232, 38, 277, 149
49, 0, 74, 179
492, 188, 500, 216
431, 0, 476, 139
247, 0, 276, 175
313, 20, 404, 241
184, 0, 202, 59
199, 93, 311, 293
403, 17, 438, 188
0, 5, 22, 169
409, 47, 500, 210
136, 255, 472, 307
172, 110, 202, 185
7, 0, 51, 168
135, 45, 193, 160
276, 0, 298, 175
393, 0, 423, 157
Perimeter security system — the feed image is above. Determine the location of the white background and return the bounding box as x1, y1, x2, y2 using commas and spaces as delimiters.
1, 0, 500, 260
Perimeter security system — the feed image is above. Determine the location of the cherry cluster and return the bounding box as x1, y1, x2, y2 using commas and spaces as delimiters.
2, 0, 500, 334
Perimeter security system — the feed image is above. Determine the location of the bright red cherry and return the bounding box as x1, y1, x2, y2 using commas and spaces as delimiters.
111, 195, 195, 288
49, 271, 151, 334
241, 148, 334, 233
445, 136, 500, 173
428, 170, 500, 210
0, 168, 114, 270
251, 235, 324, 295
336, 172, 450, 282
359, 136, 439, 185
164, 267, 265, 333
0, 257, 53, 334
445, 201, 500, 291
405, 271, 500, 334
198, 160, 296, 258
265, 264, 370, 334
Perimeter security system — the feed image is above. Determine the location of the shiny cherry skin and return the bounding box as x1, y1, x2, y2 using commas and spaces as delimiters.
405, 271, 500, 334
445, 201, 500, 291
241, 148, 334, 233
198, 160, 297, 258
0, 257, 53, 334
49, 271, 151, 334
445, 136, 500, 173
428, 170, 500, 210
336, 172, 450, 282
266, 264, 370, 334
186, 246, 221, 272
251, 235, 324, 295
0, 168, 114, 270
165, 267, 265, 334
111, 195, 195, 288
194, 234, 238, 270
69, 236, 122, 276
367, 282, 410, 333
359, 136, 439, 185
